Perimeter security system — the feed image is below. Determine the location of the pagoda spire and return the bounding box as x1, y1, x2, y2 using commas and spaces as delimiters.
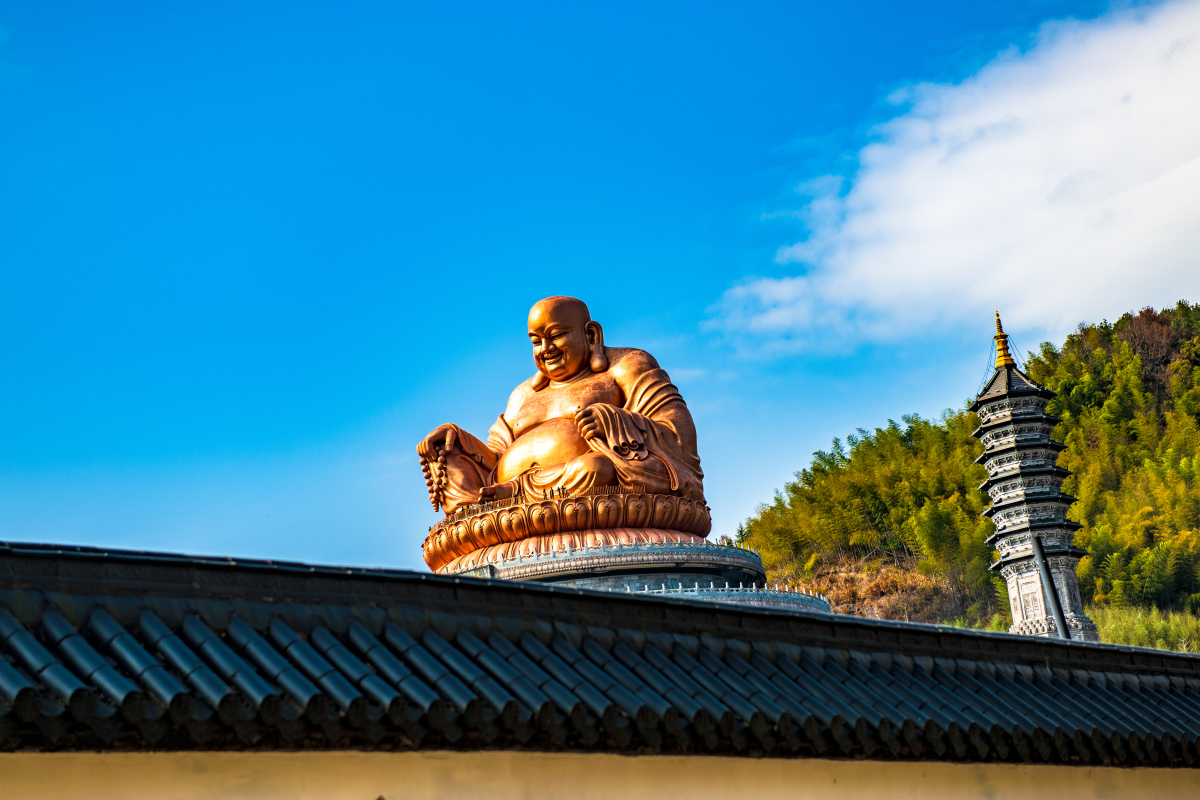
994, 311, 1016, 368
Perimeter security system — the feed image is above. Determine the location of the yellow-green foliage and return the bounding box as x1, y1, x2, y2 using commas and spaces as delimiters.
738, 413, 999, 622
1087, 605, 1200, 653
739, 301, 1200, 629
1026, 303, 1200, 612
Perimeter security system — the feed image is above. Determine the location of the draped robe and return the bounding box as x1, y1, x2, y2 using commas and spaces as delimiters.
435, 348, 704, 514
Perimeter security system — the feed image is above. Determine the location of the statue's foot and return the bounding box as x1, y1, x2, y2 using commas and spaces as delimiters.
479, 482, 516, 500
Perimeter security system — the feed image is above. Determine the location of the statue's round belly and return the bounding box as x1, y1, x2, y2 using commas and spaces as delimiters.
496, 417, 592, 484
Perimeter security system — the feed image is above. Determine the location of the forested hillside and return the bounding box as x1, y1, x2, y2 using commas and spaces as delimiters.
739, 301, 1200, 649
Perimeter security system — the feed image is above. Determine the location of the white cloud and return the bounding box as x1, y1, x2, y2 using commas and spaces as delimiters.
715, 0, 1200, 350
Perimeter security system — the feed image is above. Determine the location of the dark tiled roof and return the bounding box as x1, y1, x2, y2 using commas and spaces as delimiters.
970, 366, 1053, 410
1, 541, 1199, 767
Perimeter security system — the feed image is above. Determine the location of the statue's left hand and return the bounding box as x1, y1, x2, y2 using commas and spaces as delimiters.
574, 407, 602, 441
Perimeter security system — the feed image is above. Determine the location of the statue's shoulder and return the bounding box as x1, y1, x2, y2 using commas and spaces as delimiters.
606, 347, 660, 383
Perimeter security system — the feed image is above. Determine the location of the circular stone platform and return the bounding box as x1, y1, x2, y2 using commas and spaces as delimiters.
445, 536, 831, 614
444, 531, 761, 581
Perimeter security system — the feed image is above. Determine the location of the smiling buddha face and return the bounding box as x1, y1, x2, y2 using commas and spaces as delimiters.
526, 296, 600, 386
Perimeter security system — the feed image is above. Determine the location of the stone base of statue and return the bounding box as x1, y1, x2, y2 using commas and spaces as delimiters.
422, 491, 830, 614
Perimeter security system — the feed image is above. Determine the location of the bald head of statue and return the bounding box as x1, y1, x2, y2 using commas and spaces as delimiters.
527, 296, 607, 389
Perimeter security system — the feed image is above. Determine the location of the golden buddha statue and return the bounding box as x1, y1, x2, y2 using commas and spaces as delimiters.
418, 296, 705, 513
418, 297, 709, 573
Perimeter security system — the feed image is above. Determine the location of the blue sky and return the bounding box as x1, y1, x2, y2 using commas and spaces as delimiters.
3, 1, 1199, 569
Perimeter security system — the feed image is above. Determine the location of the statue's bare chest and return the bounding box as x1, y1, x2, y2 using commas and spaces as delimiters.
509, 374, 622, 437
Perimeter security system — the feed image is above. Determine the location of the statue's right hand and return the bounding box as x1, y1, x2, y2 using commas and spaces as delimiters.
417, 424, 459, 461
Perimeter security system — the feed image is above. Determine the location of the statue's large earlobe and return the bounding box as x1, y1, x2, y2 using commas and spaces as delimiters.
587, 321, 608, 373
530, 371, 550, 391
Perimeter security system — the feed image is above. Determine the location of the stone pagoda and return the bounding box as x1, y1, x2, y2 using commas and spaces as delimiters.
971, 313, 1098, 641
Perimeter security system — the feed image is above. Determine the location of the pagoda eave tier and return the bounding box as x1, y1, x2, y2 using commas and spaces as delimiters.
971, 414, 1062, 438
981, 494, 1079, 517
968, 390, 1054, 412
986, 519, 1083, 545
991, 545, 1090, 570
978, 465, 1071, 491
974, 440, 1067, 464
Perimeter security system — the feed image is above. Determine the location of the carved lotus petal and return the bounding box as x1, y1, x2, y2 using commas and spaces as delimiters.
593, 496, 623, 528
560, 497, 591, 532
426, 536, 443, 571
674, 497, 695, 532
528, 501, 559, 536
450, 521, 472, 558
470, 514, 498, 552
623, 495, 651, 528
497, 507, 529, 543
651, 495, 677, 529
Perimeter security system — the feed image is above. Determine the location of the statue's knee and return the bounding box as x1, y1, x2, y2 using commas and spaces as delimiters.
579, 452, 616, 485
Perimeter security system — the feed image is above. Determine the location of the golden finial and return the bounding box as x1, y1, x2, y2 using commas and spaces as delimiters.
994, 311, 1015, 368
